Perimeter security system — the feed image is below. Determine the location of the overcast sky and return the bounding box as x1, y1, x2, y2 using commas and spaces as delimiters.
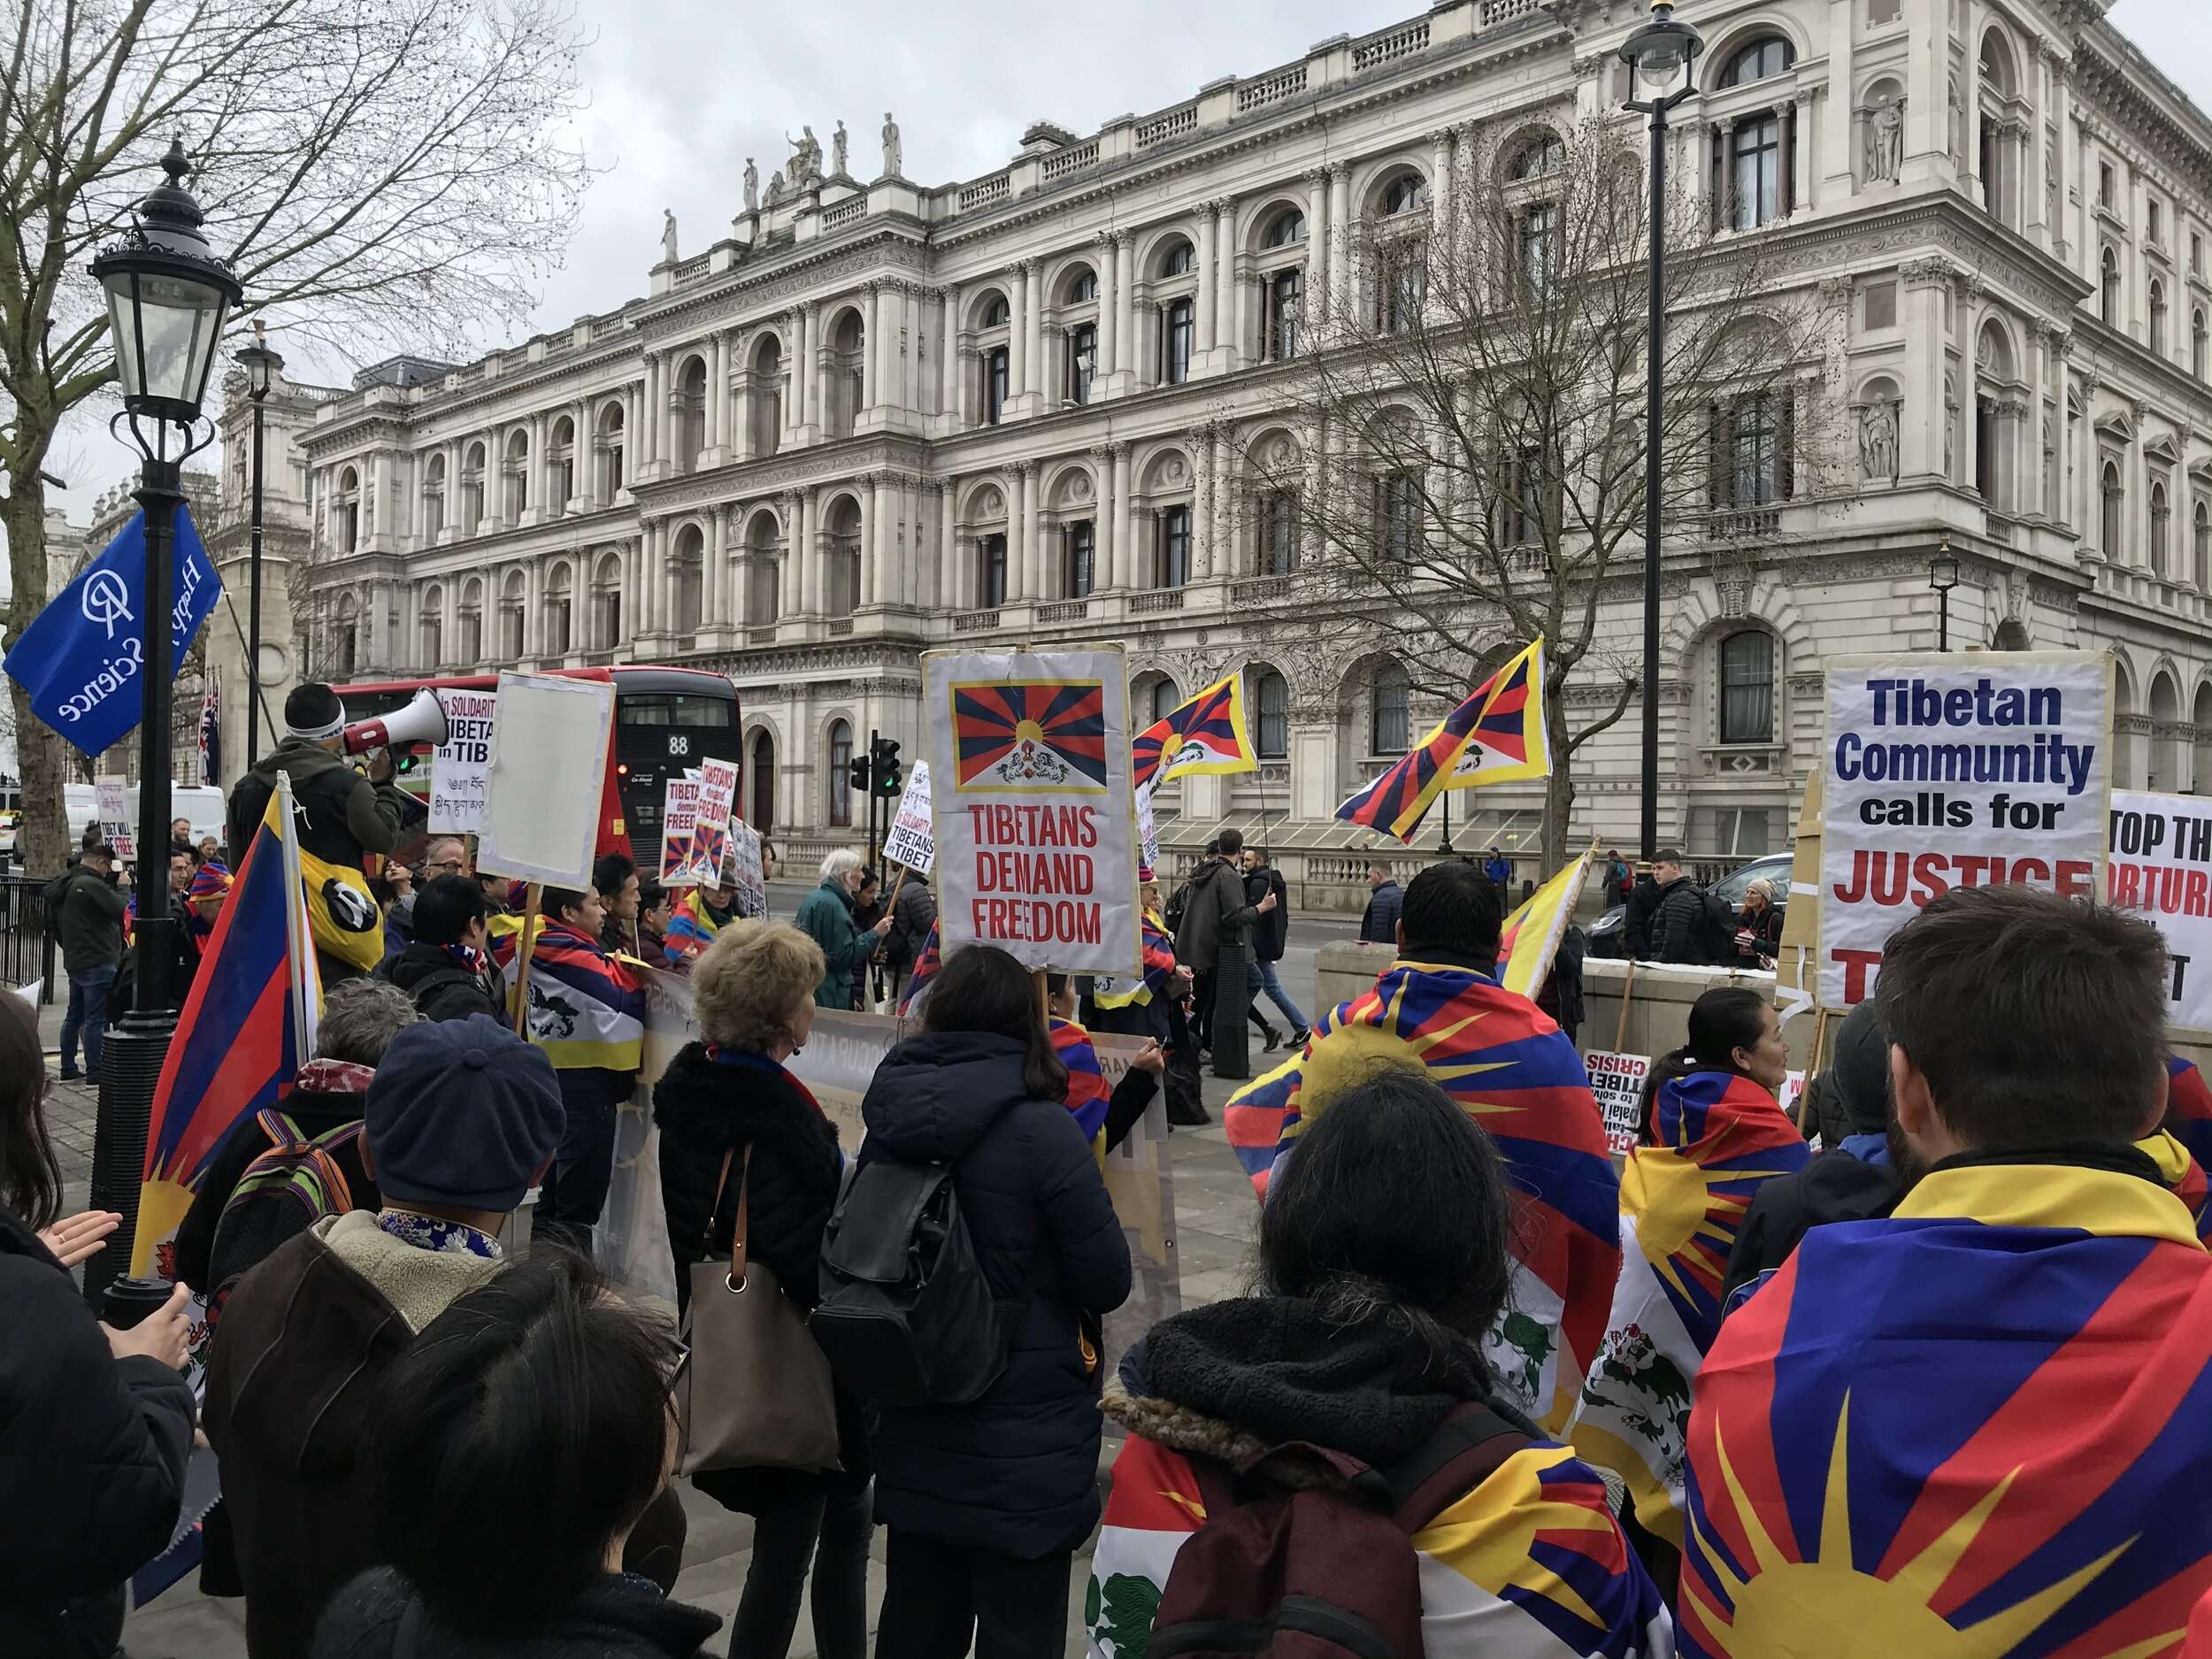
35, 0, 2208, 534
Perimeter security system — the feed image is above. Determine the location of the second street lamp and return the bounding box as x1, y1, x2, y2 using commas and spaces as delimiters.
234, 321, 284, 769
1931, 538, 1962, 651
1622, 0, 1703, 866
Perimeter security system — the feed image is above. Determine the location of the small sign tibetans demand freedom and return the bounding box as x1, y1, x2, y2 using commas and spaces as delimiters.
925, 648, 1140, 978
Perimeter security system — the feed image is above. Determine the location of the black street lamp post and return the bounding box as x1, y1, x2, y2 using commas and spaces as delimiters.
1931, 538, 1961, 651
235, 323, 283, 769
1622, 0, 1703, 865
82, 139, 241, 1308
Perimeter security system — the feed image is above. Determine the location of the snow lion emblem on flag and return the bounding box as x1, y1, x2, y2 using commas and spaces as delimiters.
952, 680, 1110, 794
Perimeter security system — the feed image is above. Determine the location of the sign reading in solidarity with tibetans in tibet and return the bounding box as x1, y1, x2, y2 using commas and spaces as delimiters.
924, 646, 1141, 978
1819, 652, 2112, 1008
2108, 788, 2212, 1033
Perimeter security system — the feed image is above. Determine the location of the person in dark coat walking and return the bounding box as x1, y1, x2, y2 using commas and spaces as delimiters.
315, 1253, 718, 1659
654, 920, 872, 1659
1645, 850, 1722, 964
49, 841, 128, 1081
1173, 830, 1268, 1054
883, 864, 938, 1012
1240, 846, 1308, 1049
0, 991, 198, 1659
379, 875, 504, 1023
1358, 860, 1403, 945
858, 944, 1132, 1659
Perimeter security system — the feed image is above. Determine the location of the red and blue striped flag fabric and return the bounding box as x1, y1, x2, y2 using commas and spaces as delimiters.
1682, 1161, 2212, 1658
1223, 957, 1618, 1432
896, 921, 941, 1016
2170, 1056, 2212, 1171
1130, 673, 1256, 794
1051, 1016, 1112, 1144
662, 889, 725, 968
131, 788, 314, 1276
1093, 908, 1177, 1011
1571, 1071, 1811, 1544
503, 918, 644, 1072
1337, 640, 1549, 842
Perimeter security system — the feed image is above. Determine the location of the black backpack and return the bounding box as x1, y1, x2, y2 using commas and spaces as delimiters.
1164, 876, 1194, 934
809, 1158, 1025, 1405
1694, 887, 1739, 966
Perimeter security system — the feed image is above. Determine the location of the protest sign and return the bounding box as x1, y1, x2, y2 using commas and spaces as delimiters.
1779, 1069, 1807, 1124
1585, 1050, 1648, 1156
1137, 782, 1160, 872
925, 647, 1141, 977
476, 672, 615, 887
726, 818, 767, 918
2108, 788, 2212, 1033
1819, 652, 2112, 1009
687, 757, 739, 882
428, 688, 496, 834
658, 773, 703, 886
881, 761, 935, 875
95, 777, 134, 861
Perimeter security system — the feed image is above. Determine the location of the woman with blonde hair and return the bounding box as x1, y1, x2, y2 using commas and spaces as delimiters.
653, 920, 872, 1659
1732, 876, 1784, 968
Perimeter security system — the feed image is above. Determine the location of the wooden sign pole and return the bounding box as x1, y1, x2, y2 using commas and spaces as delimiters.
509, 881, 543, 1037
1614, 961, 1637, 1053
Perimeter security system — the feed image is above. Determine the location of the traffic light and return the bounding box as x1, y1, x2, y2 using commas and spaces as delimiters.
847, 752, 871, 794
872, 737, 902, 797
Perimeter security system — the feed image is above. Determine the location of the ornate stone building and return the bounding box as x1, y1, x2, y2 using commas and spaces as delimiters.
241, 0, 2212, 887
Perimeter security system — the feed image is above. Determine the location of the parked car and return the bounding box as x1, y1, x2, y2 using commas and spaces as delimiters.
1586, 852, 1793, 961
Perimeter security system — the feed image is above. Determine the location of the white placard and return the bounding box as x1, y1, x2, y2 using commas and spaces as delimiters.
1137, 782, 1160, 872
428, 688, 497, 834
2108, 788, 2212, 1034
1819, 652, 2112, 1009
475, 672, 616, 888
880, 761, 935, 876
925, 647, 1141, 977
1585, 1050, 1648, 1156
726, 818, 767, 918
1779, 1069, 1807, 1125
687, 757, 739, 881
95, 776, 134, 861
658, 775, 703, 887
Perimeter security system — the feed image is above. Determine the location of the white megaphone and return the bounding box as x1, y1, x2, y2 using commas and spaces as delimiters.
342, 687, 452, 756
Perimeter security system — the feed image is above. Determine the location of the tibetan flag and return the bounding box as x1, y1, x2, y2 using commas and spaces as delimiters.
662, 889, 724, 969
1094, 908, 1177, 1011
1130, 674, 1256, 793
1681, 1162, 2212, 1659
1223, 958, 1618, 1432
505, 918, 643, 1071
1570, 1071, 1809, 1546
952, 680, 1110, 793
2171, 1055, 2212, 1171
1496, 848, 1594, 1001
1051, 1016, 1112, 1144
1336, 640, 1550, 842
132, 780, 319, 1278
896, 921, 941, 1017
1086, 1432, 1672, 1659
2141, 1127, 2212, 1244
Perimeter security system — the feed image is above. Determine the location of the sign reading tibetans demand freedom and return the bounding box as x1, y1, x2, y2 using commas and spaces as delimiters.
658, 772, 703, 886
1819, 652, 2112, 1008
924, 647, 1141, 977
2108, 788, 2212, 1033
428, 689, 497, 834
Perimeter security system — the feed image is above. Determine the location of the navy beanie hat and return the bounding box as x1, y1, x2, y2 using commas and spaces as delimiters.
364, 1015, 565, 1213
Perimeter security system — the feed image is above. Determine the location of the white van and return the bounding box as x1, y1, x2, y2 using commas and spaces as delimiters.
63, 783, 228, 854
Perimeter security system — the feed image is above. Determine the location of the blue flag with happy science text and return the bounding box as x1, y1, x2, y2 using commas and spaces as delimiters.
4, 504, 220, 758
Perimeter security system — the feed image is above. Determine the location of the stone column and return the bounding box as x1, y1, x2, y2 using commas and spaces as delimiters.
1213, 199, 1237, 357
2027, 42, 2051, 250
936, 482, 956, 611
707, 509, 728, 626
1962, 0, 1984, 193
1428, 128, 1453, 257
1097, 233, 1119, 389
1018, 460, 1042, 600
1824, 0, 1855, 196
1305, 169, 1332, 322
1007, 263, 1029, 408
2134, 403, 2153, 568
1024, 261, 1045, 401
1792, 91, 1816, 211
1191, 430, 1213, 575
864, 284, 884, 416
1327, 165, 1352, 323
641, 355, 661, 472
865, 472, 887, 606
708, 332, 727, 454
1210, 426, 1232, 577
940, 287, 961, 426
2053, 60, 2073, 265
1113, 234, 1137, 378
1196, 207, 1219, 356
1110, 443, 1133, 591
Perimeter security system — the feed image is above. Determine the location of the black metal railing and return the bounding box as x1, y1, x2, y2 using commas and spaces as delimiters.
0, 873, 59, 1003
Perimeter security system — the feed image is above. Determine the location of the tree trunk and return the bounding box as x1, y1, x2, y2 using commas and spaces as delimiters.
0, 472, 72, 876
1541, 684, 1576, 879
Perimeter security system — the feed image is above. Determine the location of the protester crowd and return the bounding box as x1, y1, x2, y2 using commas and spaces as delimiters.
12, 683, 2212, 1658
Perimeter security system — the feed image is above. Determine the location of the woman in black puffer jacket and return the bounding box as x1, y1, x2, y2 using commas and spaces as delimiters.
859, 943, 1132, 1659
654, 920, 871, 1659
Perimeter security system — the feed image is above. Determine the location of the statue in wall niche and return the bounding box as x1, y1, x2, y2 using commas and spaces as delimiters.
832, 119, 849, 179
882, 111, 902, 178
1859, 400, 1900, 482
1865, 96, 1903, 183
660, 208, 679, 265
743, 158, 758, 212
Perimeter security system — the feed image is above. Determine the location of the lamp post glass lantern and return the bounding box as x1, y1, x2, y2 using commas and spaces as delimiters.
235, 324, 284, 770
1931, 540, 1962, 651
1621, 0, 1703, 865
81, 138, 240, 1307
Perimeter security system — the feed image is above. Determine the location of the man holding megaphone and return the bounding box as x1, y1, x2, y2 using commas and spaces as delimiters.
227, 683, 430, 983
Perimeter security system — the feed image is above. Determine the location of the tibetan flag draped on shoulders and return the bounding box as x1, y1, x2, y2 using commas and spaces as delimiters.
1681, 1162, 2212, 1659
1222, 959, 1618, 1432
1338, 640, 1550, 843
1131, 674, 1256, 794
506, 919, 643, 1071
1571, 1071, 1809, 1546
1087, 1432, 1672, 1659
2140, 1126, 2212, 1243
132, 781, 319, 1278
1094, 908, 1177, 1011
1497, 848, 1594, 1001
1051, 1016, 1113, 1145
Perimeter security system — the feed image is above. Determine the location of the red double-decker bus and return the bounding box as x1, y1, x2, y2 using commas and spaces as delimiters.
331, 665, 742, 870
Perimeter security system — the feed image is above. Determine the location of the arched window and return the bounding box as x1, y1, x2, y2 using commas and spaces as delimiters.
2101, 249, 2121, 326
1381, 173, 1429, 216
981, 294, 1010, 327
1149, 677, 1181, 726
826, 720, 853, 827
980, 534, 1007, 607
2152, 480, 2171, 577
1510, 134, 1564, 181
1371, 662, 1410, 755
1717, 35, 1795, 88
2196, 501, 2211, 590
337, 465, 360, 552
1263, 208, 1306, 247
1065, 268, 1098, 303
1260, 489, 1298, 574
600, 401, 629, 495
1254, 671, 1289, 758
1160, 239, 1195, 278
2101, 459, 2124, 556
1719, 630, 1775, 744
1066, 520, 1095, 598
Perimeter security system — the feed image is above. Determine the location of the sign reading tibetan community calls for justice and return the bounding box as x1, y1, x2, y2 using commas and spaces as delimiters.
1820, 651, 2112, 1008
924, 647, 1141, 977
2108, 788, 2212, 1033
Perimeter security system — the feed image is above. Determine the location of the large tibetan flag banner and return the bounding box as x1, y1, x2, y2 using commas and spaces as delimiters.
1679, 1163, 2212, 1659
1223, 957, 1618, 1432
1337, 639, 1550, 842
1497, 846, 1594, 1000
1569, 1071, 1809, 1547
132, 775, 319, 1278
1129, 673, 1256, 794
926, 646, 1140, 979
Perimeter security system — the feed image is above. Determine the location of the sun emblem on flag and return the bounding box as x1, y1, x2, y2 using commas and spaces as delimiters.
951, 680, 1110, 794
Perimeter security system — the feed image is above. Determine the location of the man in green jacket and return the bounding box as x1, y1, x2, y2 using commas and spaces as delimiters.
795, 848, 891, 1008
50, 843, 129, 1081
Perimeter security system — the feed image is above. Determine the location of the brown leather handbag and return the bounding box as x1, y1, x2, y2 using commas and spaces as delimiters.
675, 1145, 841, 1477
